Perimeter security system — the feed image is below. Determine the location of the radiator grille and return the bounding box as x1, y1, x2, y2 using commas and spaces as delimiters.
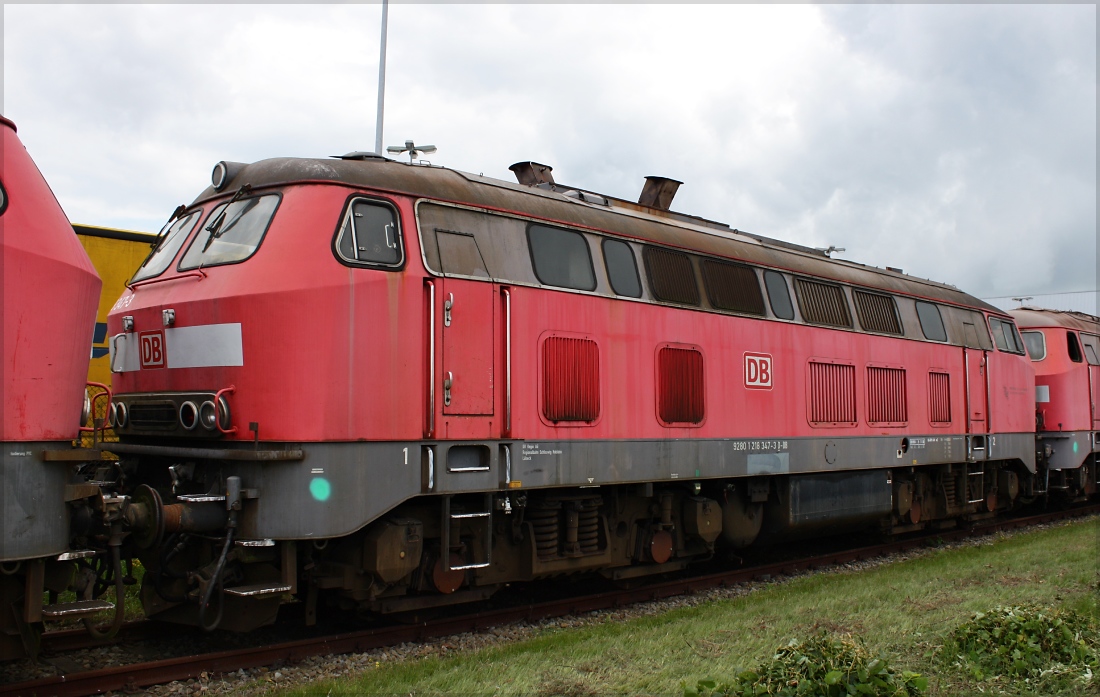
795, 279, 852, 328
542, 337, 600, 422
853, 290, 902, 335
658, 347, 705, 424
701, 259, 765, 315
867, 366, 907, 424
929, 371, 951, 424
808, 361, 856, 425
128, 403, 178, 429
644, 247, 700, 306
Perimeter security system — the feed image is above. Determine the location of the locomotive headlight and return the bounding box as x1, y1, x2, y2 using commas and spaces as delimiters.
199, 400, 218, 430
81, 391, 91, 427
114, 402, 128, 428
179, 401, 199, 431
211, 161, 246, 191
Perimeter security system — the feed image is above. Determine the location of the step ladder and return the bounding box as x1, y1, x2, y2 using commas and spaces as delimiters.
441, 493, 493, 571
966, 463, 985, 504
41, 599, 114, 619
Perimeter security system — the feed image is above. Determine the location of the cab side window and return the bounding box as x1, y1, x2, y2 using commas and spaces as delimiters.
335, 198, 403, 268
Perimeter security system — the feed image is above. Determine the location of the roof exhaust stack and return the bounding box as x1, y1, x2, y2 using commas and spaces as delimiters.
638, 176, 682, 211
509, 161, 555, 186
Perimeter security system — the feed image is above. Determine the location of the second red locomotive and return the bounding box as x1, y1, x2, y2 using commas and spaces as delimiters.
86, 154, 1045, 631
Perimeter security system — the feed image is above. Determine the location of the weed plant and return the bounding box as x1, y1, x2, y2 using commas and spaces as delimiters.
685, 631, 927, 697
939, 603, 1099, 694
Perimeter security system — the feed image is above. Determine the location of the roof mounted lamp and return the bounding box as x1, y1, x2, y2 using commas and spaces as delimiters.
386, 140, 436, 163
212, 161, 246, 191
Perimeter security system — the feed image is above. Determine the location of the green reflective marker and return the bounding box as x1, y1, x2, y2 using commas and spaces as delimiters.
310, 477, 332, 502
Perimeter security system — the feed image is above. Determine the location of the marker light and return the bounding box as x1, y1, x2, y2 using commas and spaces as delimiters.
179, 401, 199, 431
199, 401, 217, 430
81, 391, 91, 427
114, 402, 128, 428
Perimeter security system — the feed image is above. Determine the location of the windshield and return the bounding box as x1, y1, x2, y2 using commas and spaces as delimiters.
130, 210, 202, 282
179, 194, 280, 269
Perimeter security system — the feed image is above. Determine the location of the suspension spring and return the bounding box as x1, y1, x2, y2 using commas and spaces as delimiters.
528, 503, 561, 560
577, 500, 600, 555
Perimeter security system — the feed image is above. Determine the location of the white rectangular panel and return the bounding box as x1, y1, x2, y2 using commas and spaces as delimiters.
165, 323, 243, 368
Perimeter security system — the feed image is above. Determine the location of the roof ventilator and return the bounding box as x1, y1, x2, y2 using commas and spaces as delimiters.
509, 161, 555, 186
638, 176, 682, 211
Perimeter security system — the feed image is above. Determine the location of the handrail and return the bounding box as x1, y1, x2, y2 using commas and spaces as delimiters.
426, 280, 436, 439
214, 385, 237, 434
127, 269, 206, 290
79, 382, 113, 447
502, 287, 512, 438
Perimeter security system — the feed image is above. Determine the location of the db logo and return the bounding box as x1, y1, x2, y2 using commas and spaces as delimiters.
139, 330, 166, 369
744, 352, 772, 389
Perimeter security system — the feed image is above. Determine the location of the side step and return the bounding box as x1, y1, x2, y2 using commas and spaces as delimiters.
223, 583, 292, 598
41, 600, 114, 618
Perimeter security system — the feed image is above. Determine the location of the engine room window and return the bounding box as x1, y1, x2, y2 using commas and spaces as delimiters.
853, 290, 903, 335
915, 301, 948, 342
335, 198, 403, 267
794, 278, 852, 328
179, 194, 280, 269
1021, 331, 1046, 361
601, 239, 642, 298
643, 247, 700, 306
764, 270, 794, 320
131, 209, 202, 282
701, 259, 765, 315
527, 224, 596, 291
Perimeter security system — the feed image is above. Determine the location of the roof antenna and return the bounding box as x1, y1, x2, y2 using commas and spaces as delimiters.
387, 139, 437, 163
816, 245, 846, 257
374, 0, 389, 156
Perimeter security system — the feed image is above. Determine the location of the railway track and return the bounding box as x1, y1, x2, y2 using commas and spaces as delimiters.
6, 504, 1097, 697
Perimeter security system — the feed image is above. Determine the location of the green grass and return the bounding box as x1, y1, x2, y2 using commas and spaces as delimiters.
265, 519, 1100, 695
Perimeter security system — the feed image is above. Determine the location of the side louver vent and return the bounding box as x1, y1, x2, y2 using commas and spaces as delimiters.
795, 279, 852, 328
542, 337, 600, 423
657, 346, 705, 425
867, 366, 907, 425
808, 361, 857, 425
929, 371, 952, 424
853, 290, 903, 335
644, 247, 700, 306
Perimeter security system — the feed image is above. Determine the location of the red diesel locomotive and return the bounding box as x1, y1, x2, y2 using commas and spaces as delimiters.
83, 154, 1047, 632
1010, 307, 1100, 498
0, 115, 105, 658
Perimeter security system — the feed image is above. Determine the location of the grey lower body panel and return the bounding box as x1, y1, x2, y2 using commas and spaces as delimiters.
210, 432, 1036, 541
1038, 431, 1099, 470
1, 442, 70, 561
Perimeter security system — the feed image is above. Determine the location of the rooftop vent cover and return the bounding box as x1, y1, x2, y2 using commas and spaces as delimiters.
638, 176, 682, 211
509, 161, 555, 186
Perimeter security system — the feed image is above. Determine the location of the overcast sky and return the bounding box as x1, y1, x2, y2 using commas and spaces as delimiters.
4, 3, 1095, 304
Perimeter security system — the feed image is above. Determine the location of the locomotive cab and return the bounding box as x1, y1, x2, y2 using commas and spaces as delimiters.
1011, 307, 1100, 499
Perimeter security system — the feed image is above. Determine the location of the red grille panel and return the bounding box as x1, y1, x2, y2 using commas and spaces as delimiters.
542, 337, 600, 422
808, 361, 856, 425
658, 347, 705, 424
929, 371, 951, 424
867, 366, 907, 424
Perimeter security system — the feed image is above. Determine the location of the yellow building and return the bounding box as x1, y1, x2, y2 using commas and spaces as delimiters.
73, 224, 156, 390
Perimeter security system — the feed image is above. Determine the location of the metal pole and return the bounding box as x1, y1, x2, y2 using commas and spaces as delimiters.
374, 0, 389, 155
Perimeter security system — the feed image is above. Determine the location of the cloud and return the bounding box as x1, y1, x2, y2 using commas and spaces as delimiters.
4, 4, 1094, 299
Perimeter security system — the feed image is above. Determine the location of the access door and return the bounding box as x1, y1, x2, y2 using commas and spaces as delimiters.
1081, 334, 1100, 429
441, 280, 494, 416
963, 347, 988, 434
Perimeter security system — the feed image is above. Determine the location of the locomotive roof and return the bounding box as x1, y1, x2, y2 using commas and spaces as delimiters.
1009, 307, 1100, 334
192, 156, 1001, 314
